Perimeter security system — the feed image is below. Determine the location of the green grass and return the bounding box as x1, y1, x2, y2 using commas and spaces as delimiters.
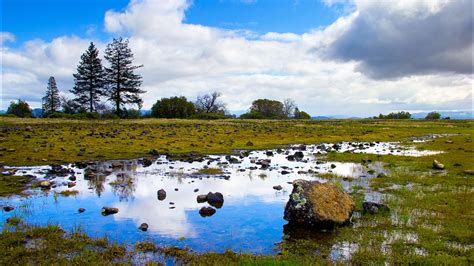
194, 167, 224, 175
0, 118, 473, 264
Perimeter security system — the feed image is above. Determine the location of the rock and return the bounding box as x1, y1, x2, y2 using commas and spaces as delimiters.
273, 185, 283, 191
142, 158, 153, 167
284, 179, 355, 228
246, 141, 254, 146
433, 160, 445, 170
197, 194, 208, 203
265, 151, 274, 156
199, 207, 216, 217
330, 164, 337, 169
157, 189, 167, 201
259, 159, 271, 169
194, 188, 199, 192
281, 170, 290, 175
101, 207, 119, 215
463, 169, 474, 175
149, 149, 160, 156
207, 192, 224, 208
293, 151, 304, 160
25, 126, 33, 132
139, 223, 149, 231
67, 182, 76, 188
78, 208, 85, 213
68, 175, 77, 181
39, 180, 51, 189
111, 162, 123, 169
362, 202, 390, 214
3, 206, 14, 212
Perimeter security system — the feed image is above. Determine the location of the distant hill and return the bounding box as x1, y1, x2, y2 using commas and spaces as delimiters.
411, 111, 473, 120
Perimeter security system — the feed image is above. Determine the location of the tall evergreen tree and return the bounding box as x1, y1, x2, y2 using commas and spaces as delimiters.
42, 76, 61, 115
104, 37, 144, 116
71, 42, 105, 112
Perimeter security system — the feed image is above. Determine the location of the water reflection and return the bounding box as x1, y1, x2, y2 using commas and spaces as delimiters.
1, 141, 437, 254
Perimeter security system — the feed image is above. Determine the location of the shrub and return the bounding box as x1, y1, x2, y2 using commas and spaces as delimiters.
425, 111, 441, 120
151, 97, 195, 118
6, 99, 32, 118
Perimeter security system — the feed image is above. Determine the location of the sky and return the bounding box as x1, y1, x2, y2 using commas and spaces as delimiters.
1, 0, 473, 117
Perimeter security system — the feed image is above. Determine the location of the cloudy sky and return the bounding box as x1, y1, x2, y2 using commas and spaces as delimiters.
1, 0, 472, 116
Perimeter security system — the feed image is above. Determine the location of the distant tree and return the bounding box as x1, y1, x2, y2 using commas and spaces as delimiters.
42, 76, 61, 115
247, 99, 285, 119
293, 107, 311, 119
425, 111, 441, 120
71, 42, 106, 112
104, 38, 144, 116
282, 98, 296, 118
61, 96, 83, 114
6, 99, 32, 118
195, 92, 227, 114
151, 96, 196, 118
377, 111, 411, 119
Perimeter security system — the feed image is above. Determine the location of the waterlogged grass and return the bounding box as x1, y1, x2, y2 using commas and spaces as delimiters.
194, 167, 224, 175
0, 118, 473, 264
0, 174, 34, 197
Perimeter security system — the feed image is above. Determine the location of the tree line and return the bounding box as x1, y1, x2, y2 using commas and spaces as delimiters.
4, 37, 312, 120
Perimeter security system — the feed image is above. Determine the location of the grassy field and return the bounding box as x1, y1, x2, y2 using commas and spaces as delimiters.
0, 117, 473, 264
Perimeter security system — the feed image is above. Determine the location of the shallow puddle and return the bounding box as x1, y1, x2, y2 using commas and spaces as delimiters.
0, 141, 440, 255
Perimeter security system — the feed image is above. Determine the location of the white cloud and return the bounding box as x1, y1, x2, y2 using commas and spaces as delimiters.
1, 0, 472, 116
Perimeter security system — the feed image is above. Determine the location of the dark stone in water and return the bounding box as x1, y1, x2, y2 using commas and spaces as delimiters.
101, 207, 119, 216
362, 202, 390, 214
207, 192, 224, 208
199, 207, 216, 217
273, 185, 283, 191
194, 188, 199, 192
3, 206, 14, 212
330, 164, 337, 169
78, 208, 85, 213
197, 194, 208, 203
139, 223, 149, 231
266, 151, 274, 156
293, 151, 304, 160
157, 189, 166, 200
281, 170, 290, 175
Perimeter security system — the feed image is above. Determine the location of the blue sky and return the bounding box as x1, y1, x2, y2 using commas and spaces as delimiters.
1, 0, 472, 116
3, 0, 343, 45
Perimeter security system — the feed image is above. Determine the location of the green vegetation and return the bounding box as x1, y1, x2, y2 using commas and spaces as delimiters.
0, 173, 34, 197
194, 167, 224, 175
425, 111, 441, 120
151, 96, 196, 118
5, 99, 32, 118
375, 111, 412, 119
0, 118, 473, 264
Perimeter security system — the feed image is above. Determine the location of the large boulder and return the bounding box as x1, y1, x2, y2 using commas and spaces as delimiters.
207, 192, 224, 208
284, 179, 355, 228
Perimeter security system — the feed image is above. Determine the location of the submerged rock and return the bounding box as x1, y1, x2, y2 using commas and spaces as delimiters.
157, 189, 167, 201
284, 179, 355, 228
139, 223, 149, 231
101, 207, 119, 216
273, 185, 283, 191
433, 160, 445, 170
78, 208, 85, 213
199, 207, 216, 217
362, 202, 390, 214
3, 206, 14, 212
207, 192, 224, 208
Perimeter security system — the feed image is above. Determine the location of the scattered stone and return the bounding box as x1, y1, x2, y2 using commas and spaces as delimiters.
101, 207, 119, 215
362, 202, 390, 215
433, 160, 445, 170
194, 188, 199, 192
39, 180, 51, 189
157, 189, 167, 201
284, 179, 355, 228
330, 164, 337, 169
111, 162, 124, 169
139, 223, 149, 231
207, 192, 224, 208
174, 188, 179, 191
3, 206, 14, 212
463, 169, 474, 175
68, 175, 77, 181
281, 170, 290, 175
67, 182, 76, 188
197, 194, 208, 203
199, 206, 216, 217
25, 126, 33, 132
273, 185, 283, 191
246, 141, 254, 146
293, 151, 304, 160
78, 208, 85, 213
265, 151, 274, 156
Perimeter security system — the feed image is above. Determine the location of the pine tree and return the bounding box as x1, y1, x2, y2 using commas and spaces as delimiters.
104, 37, 144, 116
71, 42, 105, 112
42, 76, 61, 115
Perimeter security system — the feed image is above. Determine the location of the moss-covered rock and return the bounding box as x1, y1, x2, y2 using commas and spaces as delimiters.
284, 179, 355, 228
